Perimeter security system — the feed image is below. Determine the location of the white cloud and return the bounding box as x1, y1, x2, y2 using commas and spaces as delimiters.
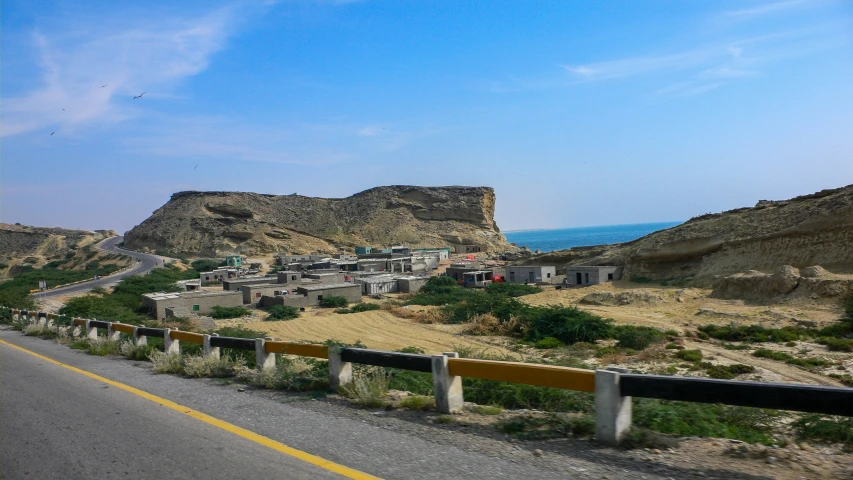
721, 0, 808, 20
1, 6, 238, 138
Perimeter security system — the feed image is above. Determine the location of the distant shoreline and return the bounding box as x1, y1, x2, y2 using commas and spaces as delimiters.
503, 220, 683, 234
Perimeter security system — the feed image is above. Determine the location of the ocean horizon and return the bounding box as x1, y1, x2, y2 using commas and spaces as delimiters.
503, 221, 682, 253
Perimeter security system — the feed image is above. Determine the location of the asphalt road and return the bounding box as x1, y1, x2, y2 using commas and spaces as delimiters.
0, 331, 584, 480
34, 236, 166, 299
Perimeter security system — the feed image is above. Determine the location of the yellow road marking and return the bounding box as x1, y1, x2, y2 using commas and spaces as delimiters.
0, 338, 379, 480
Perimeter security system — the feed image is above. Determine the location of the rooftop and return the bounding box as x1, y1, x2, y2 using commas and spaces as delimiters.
298, 283, 360, 291
143, 290, 241, 300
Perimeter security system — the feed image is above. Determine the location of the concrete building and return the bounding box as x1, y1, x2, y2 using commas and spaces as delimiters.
303, 272, 347, 285
506, 266, 557, 284
260, 283, 362, 309
222, 275, 279, 291
391, 246, 411, 255
200, 268, 238, 283
242, 283, 293, 304
358, 275, 399, 295
445, 263, 484, 283
276, 271, 303, 284
397, 276, 428, 294
177, 279, 201, 291
414, 248, 450, 261
225, 255, 243, 267
462, 270, 494, 288
355, 246, 373, 255
142, 291, 243, 320
334, 253, 358, 262
564, 266, 622, 286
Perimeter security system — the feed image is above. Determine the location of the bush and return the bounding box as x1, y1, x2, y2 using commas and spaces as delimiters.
343, 367, 390, 408
319, 296, 349, 308
183, 354, 246, 378
633, 399, 778, 443
350, 303, 381, 313
818, 337, 853, 352
190, 259, 221, 272
120, 340, 159, 360
399, 395, 434, 411
675, 349, 703, 362
266, 305, 300, 321
150, 351, 184, 374
524, 306, 613, 345
665, 343, 684, 350
496, 413, 595, 439
698, 324, 805, 343
210, 306, 250, 319
706, 364, 755, 379
614, 325, 666, 350
85, 337, 121, 356
445, 292, 524, 324
484, 282, 542, 297
752, 348, 791, 361
534, 336, 565, 349
406, 276, 472, 306
792, 414, 853, 448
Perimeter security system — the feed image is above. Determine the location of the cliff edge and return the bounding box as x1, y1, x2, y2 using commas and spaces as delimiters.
123, 186, 511, 256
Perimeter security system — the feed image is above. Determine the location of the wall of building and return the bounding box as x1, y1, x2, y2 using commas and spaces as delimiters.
276, 271, 302, 284
222, 276, 279, 291
397, 277, 428, 293
242, 284, 293, 304
506, 266, 557, 284
564, 266, 621, 286
149, 292, 243, 320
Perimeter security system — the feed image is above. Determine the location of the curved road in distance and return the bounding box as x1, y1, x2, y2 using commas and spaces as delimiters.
34, 236, 169, 299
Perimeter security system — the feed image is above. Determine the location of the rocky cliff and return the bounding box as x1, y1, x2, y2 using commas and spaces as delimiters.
524, 184, 853, 286
0, 224, 118, 273
123, 186, 511, 256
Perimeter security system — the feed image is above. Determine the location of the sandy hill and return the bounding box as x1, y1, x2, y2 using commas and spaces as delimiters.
525, 184, 853, 285
0, 224, 118, 274
124, 186, 512, 256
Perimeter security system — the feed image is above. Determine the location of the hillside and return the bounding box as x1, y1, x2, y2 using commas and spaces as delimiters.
0, 224, 120, 275
123, 186, 512, 256
524, 184, 853, 285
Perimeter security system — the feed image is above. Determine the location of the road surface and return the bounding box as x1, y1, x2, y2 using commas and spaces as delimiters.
1, 331, 645, 480
34, 236, 166, 299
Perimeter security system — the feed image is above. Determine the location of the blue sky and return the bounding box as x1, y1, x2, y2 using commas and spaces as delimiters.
2, 0, 852, 233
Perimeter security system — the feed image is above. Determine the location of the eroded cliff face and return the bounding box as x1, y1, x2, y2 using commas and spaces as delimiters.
123, 186, 510, 256
523, 184, 853, 284
0, 224, 118, 273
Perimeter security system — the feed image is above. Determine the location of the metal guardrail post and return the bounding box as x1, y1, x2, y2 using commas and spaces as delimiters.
595, 368, 632, 446
432, 352, 463, 414
328, 346, 353, 391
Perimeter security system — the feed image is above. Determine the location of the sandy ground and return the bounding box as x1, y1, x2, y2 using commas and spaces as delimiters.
240, 309, 516, 356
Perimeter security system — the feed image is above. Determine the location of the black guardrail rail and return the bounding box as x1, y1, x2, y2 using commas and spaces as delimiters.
340, 348, 433, 373
21, 310, 28, 317
620, 374, 853, 417
135, 327, 165, 338
37, 312, 47, 318
89, 320, 111, 329
209, 336, 256, 351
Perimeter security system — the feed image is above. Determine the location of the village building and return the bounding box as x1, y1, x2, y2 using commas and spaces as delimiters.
176, 279, 201, 291
505, 265, 557, 284
397, 276, 428, 294
445, 263, 485, 282
199, 268, 238, 283
355, 246, 373, 255
241, 283, 293, 305
462, 270, 494, 288
357, 275, 399, 295
276, 270, 303, 284
260, 283, 362, 309
142, 291, 243, 320
302, 272, 347, 285
222, 275, 279, 291
225, 255, 244, 267
391, 245, 411, 255
413, 248, 451, 261
564, 266, 622, 286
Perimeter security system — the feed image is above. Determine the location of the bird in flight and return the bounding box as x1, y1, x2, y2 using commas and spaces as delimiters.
62, 108, 65, 111
194, 165, 199, 170
51, 132, 56, 136
100, 85, 108, 88
133, 92, 146, 99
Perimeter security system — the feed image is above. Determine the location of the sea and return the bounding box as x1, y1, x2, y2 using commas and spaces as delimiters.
503, 221, 682, 253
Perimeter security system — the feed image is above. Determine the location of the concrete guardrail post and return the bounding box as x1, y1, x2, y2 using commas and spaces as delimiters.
133, 327, 147, 346
328, 346, 352, 391
29, 312, 37, 325
85, 320, 99, 340
432, 352, 463, 414
107, 323, 121, 341
255, 337, 276, 370
595, 368, 632, 446
37, 312, 47, 326
71, 318, 82, 337
163, 328, 179, 354
203, 333, 220, 358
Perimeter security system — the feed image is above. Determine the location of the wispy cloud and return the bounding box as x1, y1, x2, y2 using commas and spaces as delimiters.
1, 6, 241, 137
721, 0, 809, 21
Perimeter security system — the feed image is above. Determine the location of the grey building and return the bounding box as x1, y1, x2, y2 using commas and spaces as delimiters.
506, 266, 557, 284
397, 276, 428, 294
222, 275, 279, 291
391, 246, 411, 255
242, 283, 294, 304
142, 291, 243, 320
260, 283, 362, 309
564, 266, 622, 286
358, 275, 399, 295
276, 270, 303, 284
303, 272, 347, 285
445, 263, 484, 282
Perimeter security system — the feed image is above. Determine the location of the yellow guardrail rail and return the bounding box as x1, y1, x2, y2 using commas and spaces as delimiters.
73, 318, 87, 327
111, 323, 136, 335
265, 341, 329, 359
447, 358, 596, 392
170, 330, 204, 344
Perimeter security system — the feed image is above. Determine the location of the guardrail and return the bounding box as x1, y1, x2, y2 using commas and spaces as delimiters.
3, 305, 851, 446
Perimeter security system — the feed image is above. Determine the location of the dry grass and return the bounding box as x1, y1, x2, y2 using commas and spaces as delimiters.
242, 309, 513, 355
599, 353, 627, 365
343, 367, 390, 407
383, 303, 447, 324
461, 314, 520, 337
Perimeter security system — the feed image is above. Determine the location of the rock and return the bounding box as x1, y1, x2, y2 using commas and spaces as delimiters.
800, 265, 828, 278
766, 456, 777, 464
652, 449, 662, 454
796, 320, 818, 328
533, 449, 543, 457
711, 265, 801, 300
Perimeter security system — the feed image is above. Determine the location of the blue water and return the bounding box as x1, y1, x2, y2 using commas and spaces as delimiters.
504, 221, 682, 253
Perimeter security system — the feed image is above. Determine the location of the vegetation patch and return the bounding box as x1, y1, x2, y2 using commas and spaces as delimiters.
266, 304, 300, 321
792, 414, 853, 449
497, 413, 595, 439
210, 306, 250, 319
319, 296, 349, 308
398, 395, 434, 411
613, 325, 666, 350
534, 336, 564, 349
675, 349, 703, 362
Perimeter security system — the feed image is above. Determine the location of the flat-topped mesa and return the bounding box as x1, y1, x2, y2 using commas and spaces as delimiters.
123, 186, 510, 256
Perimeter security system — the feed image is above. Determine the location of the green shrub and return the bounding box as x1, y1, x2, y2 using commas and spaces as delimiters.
665, 343, 683, 350
399, 395, 434, 411
792, 414, 853, 448
632, 399, 778, 443
210, 306, 250, 319
706, 364, 756, 379
818, 337, 853, 352
485, 282, 542, 297
496, 413, 594, 439
524, 306, 613, 344
752, 348, 791, 361
613, 325, 666, 350
319, 296, 349, 308
85, 337, 121, 356
445, 292, 524, 323
266, 305, 300, 321
190, 259, 221, 272
698, 324, 805, 343
150, 351, 184, 374
675, 349, 703, 362
664, 329, 680, 337
534, 337, 565, 349
183, 354, 246, 378
350, 303, 381, 312
343, 367, 389, 408
120, 340, 159, 360
334, 308, 352, 314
